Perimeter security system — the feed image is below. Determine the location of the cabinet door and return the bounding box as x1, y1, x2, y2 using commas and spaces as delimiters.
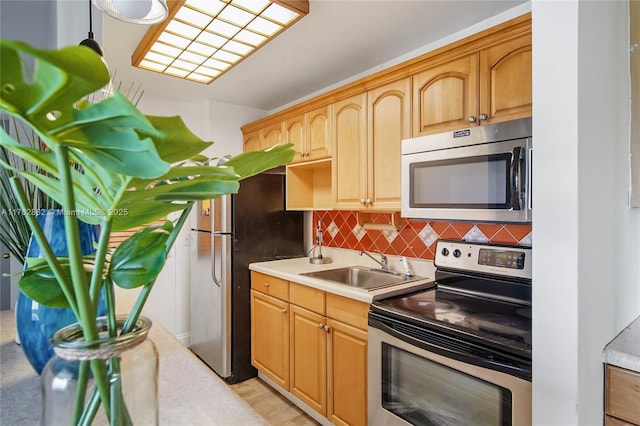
367, 78, 410, 211
285, 114, 307, 163
243, 129, 263, 152
263, 122, 285, 149
307, 105, 331, 161
250, 290, 290, 390
479, 33, 532, 125
290, 305, 327, 416
327, 319, 368, 426
332, 93, 368, 210
412, 53, 478, 136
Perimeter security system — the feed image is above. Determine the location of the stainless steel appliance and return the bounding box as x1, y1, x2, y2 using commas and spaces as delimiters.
368, 239, 532, 425
401, 117, 532, 223
190, 169, 304, 384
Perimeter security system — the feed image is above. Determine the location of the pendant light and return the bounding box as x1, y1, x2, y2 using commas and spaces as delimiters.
79, 0, 104, 56
91, 0, 169, 25
79, 0, 113, 102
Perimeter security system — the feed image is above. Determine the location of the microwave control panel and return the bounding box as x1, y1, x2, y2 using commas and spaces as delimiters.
434, 240, 531, 280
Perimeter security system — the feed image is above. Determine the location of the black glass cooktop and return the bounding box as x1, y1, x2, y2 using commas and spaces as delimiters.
372, 287, 532, 358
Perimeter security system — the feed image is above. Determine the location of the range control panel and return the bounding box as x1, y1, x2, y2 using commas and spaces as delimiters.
434, 240, 532, 280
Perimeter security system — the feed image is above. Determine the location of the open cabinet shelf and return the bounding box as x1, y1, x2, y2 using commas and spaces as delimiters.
286, 159, 332, 211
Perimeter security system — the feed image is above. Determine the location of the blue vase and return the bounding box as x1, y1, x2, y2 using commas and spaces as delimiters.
16, 210, 105, 375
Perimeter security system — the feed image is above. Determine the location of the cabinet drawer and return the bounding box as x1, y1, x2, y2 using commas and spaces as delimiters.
251, 271, 289, 301
605, 415, 636, 426
326, 293, 369, 331
290, 282, 325, 315
606, 365, 640, 425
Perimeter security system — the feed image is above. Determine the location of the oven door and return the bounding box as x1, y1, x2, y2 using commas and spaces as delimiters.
368, 316, 531, 426
400, 137, 532, 223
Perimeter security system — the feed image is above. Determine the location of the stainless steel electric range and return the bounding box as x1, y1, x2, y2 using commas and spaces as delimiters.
368, 239, 532, 426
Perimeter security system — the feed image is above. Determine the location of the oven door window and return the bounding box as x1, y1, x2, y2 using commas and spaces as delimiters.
381, 343, 512, 426
410, 153, 512, 209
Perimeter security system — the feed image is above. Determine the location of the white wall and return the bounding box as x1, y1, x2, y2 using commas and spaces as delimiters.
533, 1, 639, 424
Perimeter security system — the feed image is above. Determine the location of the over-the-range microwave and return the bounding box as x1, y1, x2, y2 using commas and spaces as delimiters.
401, 117, 532, 223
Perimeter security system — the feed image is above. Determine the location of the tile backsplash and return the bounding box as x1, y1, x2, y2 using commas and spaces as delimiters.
313, 211, 532, 261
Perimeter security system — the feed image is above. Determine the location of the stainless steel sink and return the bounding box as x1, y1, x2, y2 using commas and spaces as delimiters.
301, 266, 423, 291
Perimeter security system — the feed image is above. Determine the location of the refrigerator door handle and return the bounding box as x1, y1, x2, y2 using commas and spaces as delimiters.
211, 232, 223, 287
211, 195, 232, 288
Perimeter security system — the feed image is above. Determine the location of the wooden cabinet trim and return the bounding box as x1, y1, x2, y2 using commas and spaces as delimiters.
241, 13, 530, 134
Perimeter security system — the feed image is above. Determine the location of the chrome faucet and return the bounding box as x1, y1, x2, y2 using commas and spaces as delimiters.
360, 250, 389, 271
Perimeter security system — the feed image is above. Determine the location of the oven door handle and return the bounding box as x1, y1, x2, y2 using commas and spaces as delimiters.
510, 147, 524, 210
369, 316, 531, 381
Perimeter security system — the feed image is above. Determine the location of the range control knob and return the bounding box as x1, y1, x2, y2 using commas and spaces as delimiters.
441, 248, 449, 256
453, 249, 462, 258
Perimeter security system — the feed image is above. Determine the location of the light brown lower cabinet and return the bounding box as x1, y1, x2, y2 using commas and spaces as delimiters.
605, 364, 640, 426
250, 290, 289, 390
327, 318, 368, 426
290, 304, 327, 415
251, 274, 369, 426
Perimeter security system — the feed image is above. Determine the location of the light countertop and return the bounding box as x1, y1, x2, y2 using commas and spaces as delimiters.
0, 308, 267, 426
603, 315, 640, 373
249, 247, 436, 303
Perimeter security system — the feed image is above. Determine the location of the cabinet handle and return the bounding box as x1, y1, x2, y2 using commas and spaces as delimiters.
304, 151, 310, 157
263, 282, 269, 288
360, 199, 366, 205
366, 198, 372, 205
468, 116, 476, 123
282, 309, 287, 314
479, 113, 488, 121
323, 325, 330, 333
318, 323, 324, 329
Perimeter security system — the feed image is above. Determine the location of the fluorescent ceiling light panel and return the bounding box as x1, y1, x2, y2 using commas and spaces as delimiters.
132, 0, 309, 84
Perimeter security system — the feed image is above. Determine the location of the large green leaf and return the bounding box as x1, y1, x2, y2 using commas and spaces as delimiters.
0, 39, 170, 179
222, 144, 295, 178
19, 259, 81, 309
110, 222, 173, 289
145, 116, 213, 163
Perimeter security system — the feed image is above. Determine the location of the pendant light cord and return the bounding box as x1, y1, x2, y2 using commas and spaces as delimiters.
79, 0, 104, 56
88, 0, 94, 40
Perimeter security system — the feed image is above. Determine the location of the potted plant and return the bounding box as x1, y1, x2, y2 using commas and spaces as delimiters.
0, 37, 294, 425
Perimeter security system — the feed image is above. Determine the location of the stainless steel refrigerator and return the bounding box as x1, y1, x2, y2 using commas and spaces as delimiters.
189, 169, 304, 384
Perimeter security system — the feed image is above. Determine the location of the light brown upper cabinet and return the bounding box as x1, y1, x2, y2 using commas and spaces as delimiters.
285, 106, 331, 163
413, 33, 532, 136
367, 78, 411, 211
243, 129, 263, 152
263, 122, 285, 149
333, 79, 410, 211
332, 93, 368, 210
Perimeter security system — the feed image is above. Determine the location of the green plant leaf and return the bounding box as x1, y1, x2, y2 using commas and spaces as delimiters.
222, 144, 295, 178
145, 115, 213, 163
110, 222, 173, 289
0, 39, 170, 179
19, 260, 78, 308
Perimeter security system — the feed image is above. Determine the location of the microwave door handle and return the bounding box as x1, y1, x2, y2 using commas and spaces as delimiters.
510, 147, 524, 210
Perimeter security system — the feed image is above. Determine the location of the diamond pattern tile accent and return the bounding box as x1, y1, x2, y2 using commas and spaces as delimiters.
382, 230, 399, 243
312, 211, 532, 260
418, 224, 438, 248
327, 221, 338, 238
352, 224, 366, 241
464, 225, 489, 243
